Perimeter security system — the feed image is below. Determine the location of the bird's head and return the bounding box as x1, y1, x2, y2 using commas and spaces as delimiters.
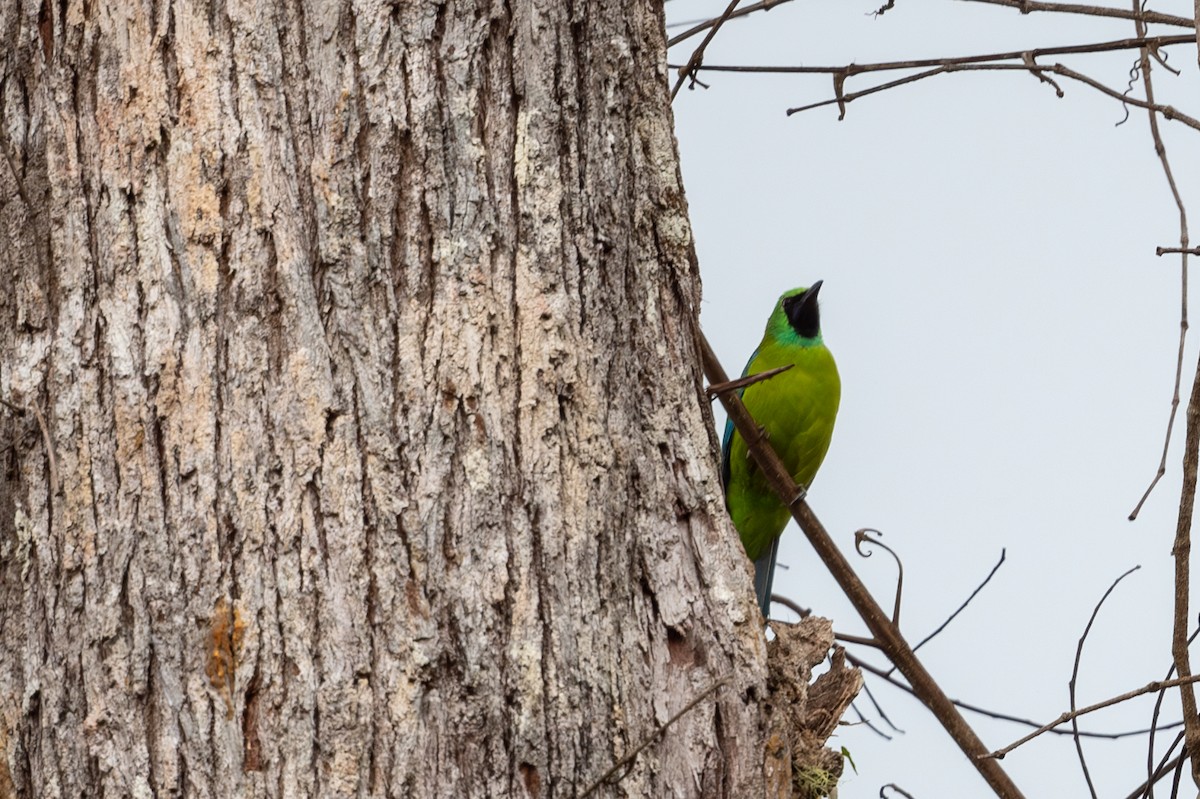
775, 281, 824, 342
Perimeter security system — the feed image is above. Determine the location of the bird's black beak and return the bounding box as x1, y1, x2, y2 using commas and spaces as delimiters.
784, 280, 824, 339
791, 280, 823, 315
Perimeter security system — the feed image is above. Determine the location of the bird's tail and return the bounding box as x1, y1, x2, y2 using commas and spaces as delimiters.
753, 535, 781, 619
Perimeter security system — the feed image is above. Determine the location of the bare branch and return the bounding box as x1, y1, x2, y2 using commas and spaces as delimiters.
1118, 13, 1200, 788
669, 34, 1195, 75
783, 61, 1200, 132
1145, 626, 1200, 799
705, 363, 794, 399
959, 0, 1194, 28
1070, 566, 1141, 797
848, 703, 892, 741
770, 594, 811, 619
1129, 27, 1192, 520
986, 675, 1200, 760
671, 0, 744, 101
666, 0, 795, 48
1131, 733, 1187, 799
907, 549, 1006, 664
849, 690, 899, 740
701, 332, 1028, 798
857, 677, 906, 735
848, 650, 1180, 740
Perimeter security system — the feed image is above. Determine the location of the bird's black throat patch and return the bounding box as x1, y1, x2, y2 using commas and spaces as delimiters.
783, 288, 821, 339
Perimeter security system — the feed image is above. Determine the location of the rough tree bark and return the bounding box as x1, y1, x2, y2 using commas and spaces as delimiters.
0, 0, 803, 796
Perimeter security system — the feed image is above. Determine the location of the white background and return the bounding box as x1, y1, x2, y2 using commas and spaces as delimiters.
667, 2, 1200, 796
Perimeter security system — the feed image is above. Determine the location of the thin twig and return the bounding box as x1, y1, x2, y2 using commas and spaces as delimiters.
908, 549, 1006, 663
666, 0, 795, 48
1172, 750, 1187, 796
1157, 247, 1200, 256
783, 61, 1200, 132
985, 674, 1200, 760
670, 0, 743, 100
858, 674, 906, 735
1129, 749, 1186, 799
849, 697, 896, 741
1144, 626, 1200, 798
848, 650, 1184, 741
705, 363, 794, 399
1129, 20, 1191, 520
836, 631, 882, 648
1050, 61, 1200, 130
669, 34, 1195, 76
578, 677, 729, 797
1070, 566, 1141, 797
960, 0, 1193, 27
1135, 732, 1186, 799
770, 594, 811, 619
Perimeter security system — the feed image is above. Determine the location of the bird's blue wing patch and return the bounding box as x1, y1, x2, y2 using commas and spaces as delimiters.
719, 347, 758, 491
720, 415, 735, 489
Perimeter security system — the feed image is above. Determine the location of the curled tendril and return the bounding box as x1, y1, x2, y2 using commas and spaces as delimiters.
854, 527, 887, 557
855, 528, 905, 625
1115, 56, 1142, 128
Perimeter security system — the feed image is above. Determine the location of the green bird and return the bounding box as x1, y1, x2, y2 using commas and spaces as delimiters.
720, 282, 841, 618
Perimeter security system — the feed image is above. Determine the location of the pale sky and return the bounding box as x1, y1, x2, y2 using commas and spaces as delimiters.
668, 2, 1200, 795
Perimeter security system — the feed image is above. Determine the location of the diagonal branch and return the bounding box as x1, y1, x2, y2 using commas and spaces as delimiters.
849, 649, 1186, 741
1127, 740, 1188, 799
705, 363, 794, 399
667, 0, 795, 48
578, 678, 730, 797
906, 549, 1006, 666
701, 332, 1027, 799
671, 0, 743, 100
987, 674, 1200, 760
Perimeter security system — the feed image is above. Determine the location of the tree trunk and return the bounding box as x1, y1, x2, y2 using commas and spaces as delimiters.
0, 1, 775, 796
